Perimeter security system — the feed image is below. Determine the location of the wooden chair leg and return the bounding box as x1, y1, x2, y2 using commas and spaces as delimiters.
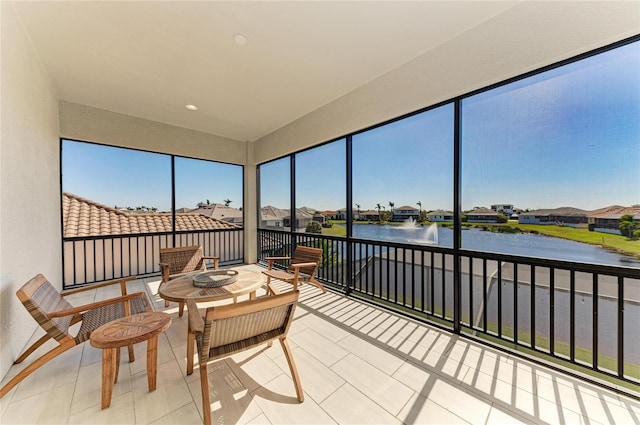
187, 332, 195, 375
0, 342, 73, 398
279, 337, 304, 402
127, 344, 135, 362
179, 302, 185, 318
200, 364, 212, 425
310, 278, 327, 293
13, 333, 51, 364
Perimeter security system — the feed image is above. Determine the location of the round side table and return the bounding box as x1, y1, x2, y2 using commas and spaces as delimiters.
90, 311, 171, 409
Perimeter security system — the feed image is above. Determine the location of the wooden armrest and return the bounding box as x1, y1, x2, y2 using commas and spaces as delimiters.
201, 256, 219, 260
290, 262, 317, 269
159, 262, 169, 268
267, 282, 280, 295
48, 292, 147, 318
187, 299, 203, 334
61, 276, 136, 297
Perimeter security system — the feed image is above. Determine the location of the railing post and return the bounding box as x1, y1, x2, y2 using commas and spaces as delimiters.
346, 135, 353, 295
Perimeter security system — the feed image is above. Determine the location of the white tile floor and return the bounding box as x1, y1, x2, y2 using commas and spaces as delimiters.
1, 264, 639, 425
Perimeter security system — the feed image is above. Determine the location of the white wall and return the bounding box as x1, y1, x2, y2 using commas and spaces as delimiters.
253, 1, 640, 163
59, 101, 247, 165
1, 2, 61, 380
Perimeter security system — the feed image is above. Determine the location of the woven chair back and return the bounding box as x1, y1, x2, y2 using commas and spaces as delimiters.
288, 246, 323, 278
17, 274, 74, 342
200, 290, 299, 361
160, 245, 205, 275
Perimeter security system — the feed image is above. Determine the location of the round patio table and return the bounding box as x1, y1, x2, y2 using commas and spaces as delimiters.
158, 269, 263, 305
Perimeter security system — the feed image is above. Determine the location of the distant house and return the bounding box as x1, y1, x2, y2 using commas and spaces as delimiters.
466, 207, 499, 223
336, 208, 361, 220
518, 207, 588, 227
260, 206, 285, 228
260, 206, 313, 231
428, 209, 453, 222
321, 210, 339, 220
490, 203, 516, 217
392, 206, 419, 222
360, 210, 380, 221
588, 206, 640, 235
190, 203, 244, 226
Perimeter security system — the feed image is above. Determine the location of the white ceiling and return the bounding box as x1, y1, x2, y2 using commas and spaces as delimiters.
11, 1, 521, 142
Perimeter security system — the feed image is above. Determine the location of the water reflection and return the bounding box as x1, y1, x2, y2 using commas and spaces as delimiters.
350, 224, 639, 267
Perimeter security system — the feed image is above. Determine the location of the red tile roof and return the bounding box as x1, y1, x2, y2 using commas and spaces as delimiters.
63, 192, 238, 237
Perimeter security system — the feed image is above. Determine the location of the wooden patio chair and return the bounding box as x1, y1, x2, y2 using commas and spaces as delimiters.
186, 283, 303, 425
159, 245, 219, 317
263, 245, 326, 293
0, 274, 151, 398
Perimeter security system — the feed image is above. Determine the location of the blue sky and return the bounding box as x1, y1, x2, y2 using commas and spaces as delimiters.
62, 143, 243, 212
64, 41, 639, 213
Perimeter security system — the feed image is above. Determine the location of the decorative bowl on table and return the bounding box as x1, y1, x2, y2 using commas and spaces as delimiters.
192, 270, 239, 288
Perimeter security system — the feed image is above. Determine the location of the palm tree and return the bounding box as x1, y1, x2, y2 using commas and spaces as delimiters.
375, 203, 382, 222
417, 201, 422, 223
355, 203, 360, 221
388, 201, 395, 221
224, 199, 232, 207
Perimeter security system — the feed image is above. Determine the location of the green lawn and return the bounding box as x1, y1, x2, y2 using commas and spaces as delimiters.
504, 223, 640, 258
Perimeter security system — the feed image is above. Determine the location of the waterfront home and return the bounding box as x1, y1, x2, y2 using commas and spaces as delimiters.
428, 209, 454, 222
336, 208, 361, 220
588, 205, 640, 234
518, 207, 589, 227
360, 209, 381, 221
465, 207, 499, 223
392, 205, 419, 221
490, 203, 516, 217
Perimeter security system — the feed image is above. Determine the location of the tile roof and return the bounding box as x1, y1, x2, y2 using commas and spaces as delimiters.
466, 207, 498, 215
191, 204, 244, 220
588, 206, 640, 220
63, 192, 238, 237
524, 207, 589, 217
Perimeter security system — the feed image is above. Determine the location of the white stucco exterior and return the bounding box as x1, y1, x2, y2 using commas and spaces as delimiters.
1, 2, 61, 380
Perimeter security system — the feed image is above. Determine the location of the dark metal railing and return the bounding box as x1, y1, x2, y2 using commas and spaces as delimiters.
257, 228, 640, 389
63, 228, 244, 288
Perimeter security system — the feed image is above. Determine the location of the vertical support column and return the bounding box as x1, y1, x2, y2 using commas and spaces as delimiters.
171, 155, 176, 248
346, 136, 353, 295
453, 99, 462, 334
245, 141, 258, 264
290, 155, 296, 253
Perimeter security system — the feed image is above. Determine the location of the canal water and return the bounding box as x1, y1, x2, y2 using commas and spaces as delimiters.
351, 224, 640, 267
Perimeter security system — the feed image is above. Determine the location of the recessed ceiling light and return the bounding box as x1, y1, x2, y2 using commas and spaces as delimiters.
185, 104, 198, 111
233, 34, 247, 46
